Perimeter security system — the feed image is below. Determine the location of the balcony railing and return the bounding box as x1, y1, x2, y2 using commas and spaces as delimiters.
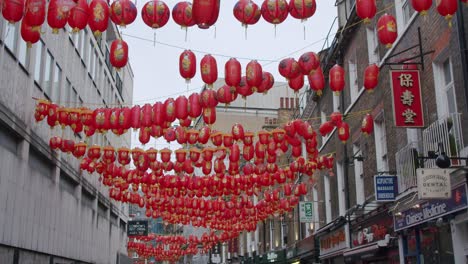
395, 141, 420, 193
422, 113, 464, 168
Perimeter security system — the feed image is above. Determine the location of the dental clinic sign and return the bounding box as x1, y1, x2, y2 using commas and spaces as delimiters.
394, 184, 468, 231
417, 168, 452, 199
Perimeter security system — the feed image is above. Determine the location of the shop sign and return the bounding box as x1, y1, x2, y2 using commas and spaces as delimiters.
374, 175, 398, 201
351, 214, 393, 247
394, 184, 468, 231
299, 202, 314, 223
127, 220, 148, 236
390, 70, 424, 127
417, 168, 452, 199
319, 226, 347, 256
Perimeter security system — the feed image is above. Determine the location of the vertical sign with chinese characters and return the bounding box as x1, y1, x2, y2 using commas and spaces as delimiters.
299, 202, 313, 223
390, 70, 425, 127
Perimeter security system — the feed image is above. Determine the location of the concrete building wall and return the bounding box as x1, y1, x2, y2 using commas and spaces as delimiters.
0, 14, 133, 264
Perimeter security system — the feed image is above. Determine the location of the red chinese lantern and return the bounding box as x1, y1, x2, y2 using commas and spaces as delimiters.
243, 144, 254, 161
172, 1, 196, 29
330, 112, 343, 126
47, 0, 74, 34
24, 0, 46, 27
298, 52, 320, 75
288, 74, 304, 93
230, 144, 240, 163
328, 65, 347, 97
192, 0, 220, 29
288, 0, 316, 21
200, 54, 218, 88
175, 126, 187, 144
140, 103, 153, 128
68, 0, 89, 32
201, 89, 218, 108
198, 126, 211, 144
49, 136, 62, 150
257, 71, 275, 94
361, 113, 374, 135
88, 0, 109, 36
308, 66, 325, 96
110, 39, 128, 69
164, 97, 177, 123
2, 0, 25, 23
217, 85, 238, 105
175, 95, 189, 120
179, 50, 196, 83
232, 123, 245, 141
278, 58, 301, 80
188, 93, 202, 119
20, 20, 41, 47
141, 0, 170, 29
411, 0, 432, 15
202, 107, 216, 125
73, 142, 87, 158
225, 58, 242, 88
180, 117, 191, 127
337, 122, 350, 143
246, 60, 262, 92
110, 0, 137, 27
233, 0, 261, 27
356, 0, 376, 23
187, 129, 199, 145
261, 0, 289, 25
377, 14, 398, 48
236, 77, 253, 99
364, 64, 379, 92
210, 131, 223, 146
319, 121, 334, 137
436, 0, 458, 26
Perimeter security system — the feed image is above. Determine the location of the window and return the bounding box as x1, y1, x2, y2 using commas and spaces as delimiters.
60, 172, 77, 195
269, 220, 275, 250
79, 30, 86, 56
321, 111, 328, 145
34, 41, 44, 83
324, 176, 332, 223
336, 162, 346, 216
28, 147, 53, 179
353, 144, 365, 205
43, 51, 53, 98
281, 220, 288, 247
433, 58, 457, 117
395, 0, 415, 34
374, 113, 389, 172
52, 63, 62, 102
348, 59, 359, 102
366, 26, 380, 64
312, 185, 320, 229
18, 38, 30, 69
442, 59, 456, 115
0, 125, 19, 155
4, 23, 18, 53
280, 97, 284, 108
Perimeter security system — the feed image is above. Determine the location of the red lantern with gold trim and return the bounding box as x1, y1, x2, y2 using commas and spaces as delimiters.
200, 54, 218, 87
329, 64, 345, 95
234, 0, 261, 27
110, 39, 128, 69
361, 113, 374, 135
411, 0, 432, 16
217, 85, 238, 105
319, 121, 334, 137
160, 148, 172, 163
188, 92, 202, 119
179, 50, 196, 82
223, 133, 234, 148
330, 112, 343, 126
2, 0, 25, 23
337, 122, 350, 143
47, 0, 73, 33
141, 0, 170, 29
243, 132, 254, 145
175, 95, 189, 120
175, 126, 187, 145
73, 142, 87, 158
298, 52, 320, 75
192, 0, 220, 29
49, 136, 62, 150
436, 0, 458, 26
236, 76, 253, 99
225, 58, 242, 88
202, 107, 216, 125
198, 126, 211, 144
288, 0, 316, 21
187, 129, 199, 145
257, 71, 274, 94
172, 1, 196, 28
88, 145, 101, 160
88, 0, 109, 36
139, 128, 151, 144
261, 0, 289, 25
246, 60, 262, 92
278, 58, 301, 80
364, 64, 379, 92
232, 123, 245, 141
377, 14, 398, 48
243, 144, 254, 161
356, 0, 376, 23
68, 0, 89, 32
201, 89, 218, 108
24, 0, 46, 27
288, 74, 304, 93
110, 0, 137, 27
210, 131, 223, 147
20, 20, 41, 47
164, 97, 177, 123
308, 66, 325, 96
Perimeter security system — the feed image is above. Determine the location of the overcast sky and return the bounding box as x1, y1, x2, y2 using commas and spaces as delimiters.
125, 0, 338, 148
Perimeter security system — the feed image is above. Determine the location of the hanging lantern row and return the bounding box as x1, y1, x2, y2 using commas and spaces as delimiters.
34, 73, 271, 139
318, 112, 351, 143
278, 51, 320, 94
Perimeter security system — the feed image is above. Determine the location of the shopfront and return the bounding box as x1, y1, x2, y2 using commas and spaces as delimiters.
343, 206, 399, 264
317, 224, 349, 264
295, 235, 317, 264
394, 182, 468, 264
261, 249, 286, 264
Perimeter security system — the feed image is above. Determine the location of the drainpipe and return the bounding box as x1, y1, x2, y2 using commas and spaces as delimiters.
457, 1, 468, 112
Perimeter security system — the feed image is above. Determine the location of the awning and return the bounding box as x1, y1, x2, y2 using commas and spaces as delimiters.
319, 249, 346, 260
342, 240, 389, 262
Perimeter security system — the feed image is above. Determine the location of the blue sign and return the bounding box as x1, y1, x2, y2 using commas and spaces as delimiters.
374, 175, 398, 202
394, 184, 468, 231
